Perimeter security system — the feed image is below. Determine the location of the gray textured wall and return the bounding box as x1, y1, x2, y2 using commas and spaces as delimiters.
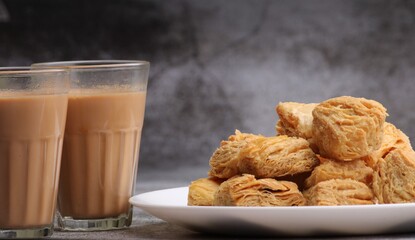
1, 0, 414, 177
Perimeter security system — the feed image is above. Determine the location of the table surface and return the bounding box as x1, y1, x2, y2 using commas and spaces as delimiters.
50, 169, 415, 240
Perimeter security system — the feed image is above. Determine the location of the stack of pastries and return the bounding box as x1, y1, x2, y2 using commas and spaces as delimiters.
188, 96, 414, 207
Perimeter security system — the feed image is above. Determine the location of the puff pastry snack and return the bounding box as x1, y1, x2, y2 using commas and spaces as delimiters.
237, 136, 319, 178
209, 133, 319, 179
304, 156, 373, 189
364, 122, 412, 168
276, 102, 317, 140
189, 96, 415, 207
373, 149, 415, 204
188, 177, 223, 206
312, 96, 387, 160
208, 130, 262, 179
276, 102, 318, 153
303, 179, 374, 206
213, 174, 306, 206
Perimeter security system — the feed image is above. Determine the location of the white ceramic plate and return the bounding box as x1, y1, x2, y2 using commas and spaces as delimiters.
130, 187, 415, 236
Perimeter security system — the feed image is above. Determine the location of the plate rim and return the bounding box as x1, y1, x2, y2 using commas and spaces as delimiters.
130, 186, 415, 236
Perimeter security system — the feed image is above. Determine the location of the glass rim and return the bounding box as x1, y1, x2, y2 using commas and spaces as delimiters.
32, 60, 150, 70
0, 67, 67, 75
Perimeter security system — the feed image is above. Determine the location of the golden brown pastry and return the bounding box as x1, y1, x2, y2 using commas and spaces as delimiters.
208, 140, 247, 179
312, 96, 387, 160
364, 122, 413, 168
373, 149, 415, 204
303, 179, 374, 206
208, 130, 263, 179
188, 177, 223, 206
209, 132, 318, 179
304, 156, 373, 189
237, 135, 319, 178
276, 102, 317, 140
276, 102, 319, 153
213, 174, 306, 206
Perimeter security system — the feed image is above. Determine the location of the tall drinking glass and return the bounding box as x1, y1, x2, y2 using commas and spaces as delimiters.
0, 67, 69, 238
32, 61, 149, 231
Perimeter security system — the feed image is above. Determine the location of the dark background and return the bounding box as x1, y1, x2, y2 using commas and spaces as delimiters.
1, 0, 414, 183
